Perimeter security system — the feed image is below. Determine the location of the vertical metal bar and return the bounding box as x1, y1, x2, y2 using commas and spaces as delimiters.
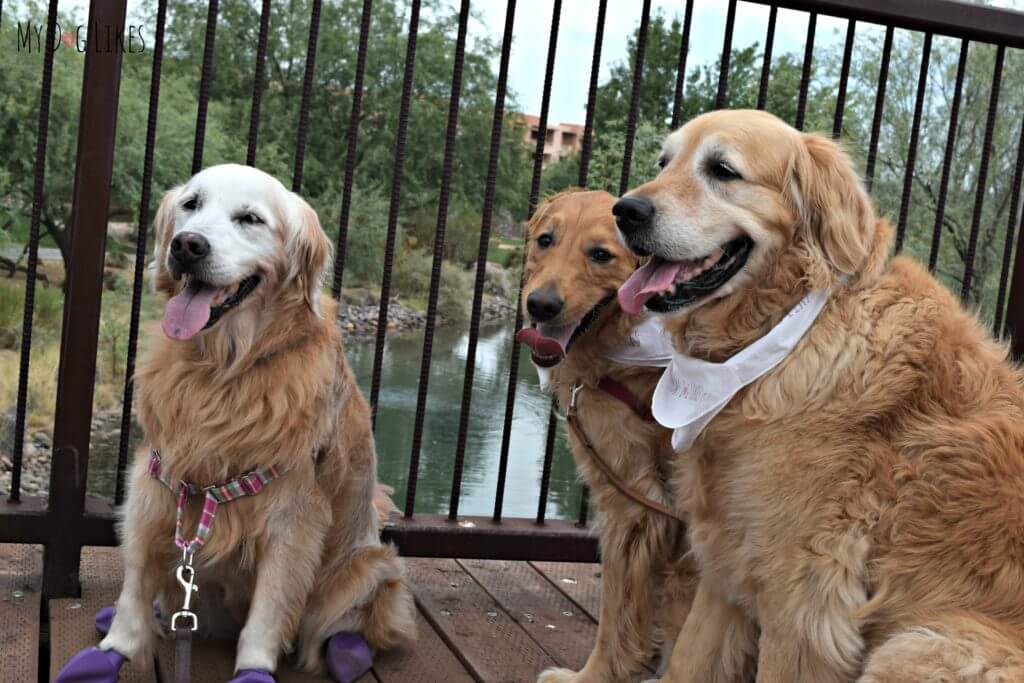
115, 0, 168, 505
832, 19, 856, 138
291, 0, 322, 192
9, 0, 59, 505
618, 0, 652, 196
895, 32, 932, 254
246, 0, 271, 166
45, 0, 128, 597
577, 483, 590, 527
568, 0, 609, 528
794, 12, 816, 131
535, 407, 558, 524
756, 5, 777, 111
368, 0, 421, 425
191, 0, 219, 175
331, 0, 374, 297
928, 40, 969, 272
670, 0, 694, 130
404, 0, 471, 519
994, 116, 1024, 336
1006, 199, 1024, 360
576, 0, 607, 187
961, 45, 1005, 305
865, 25, 893, 194
450, 0, 516, 521
493, 0, 562, 522
715, 0, 737, 110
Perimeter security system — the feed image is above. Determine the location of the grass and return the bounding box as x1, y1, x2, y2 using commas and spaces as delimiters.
0, 269, 154, 433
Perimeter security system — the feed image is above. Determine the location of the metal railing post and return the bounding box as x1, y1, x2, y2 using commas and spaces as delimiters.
43, 0, 128, 598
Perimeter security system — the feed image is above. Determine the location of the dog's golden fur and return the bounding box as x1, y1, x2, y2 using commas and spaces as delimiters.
101, 173, 416, 674
624, 110, 1024, 682
522, 190, 698, 683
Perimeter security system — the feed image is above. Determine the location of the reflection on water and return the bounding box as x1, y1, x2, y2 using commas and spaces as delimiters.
90, 321, 584, 521
348, 321, 582, 520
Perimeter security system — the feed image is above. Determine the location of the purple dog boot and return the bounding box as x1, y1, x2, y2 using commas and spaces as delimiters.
53, 646, 127, 683
94, 606, 115, 635
326, 632, 373, 683
95, 602, 162, 635
228, 670, 276, 683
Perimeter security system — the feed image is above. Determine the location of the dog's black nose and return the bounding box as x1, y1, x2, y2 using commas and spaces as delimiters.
170, 232, 210, 272
613, 196, 655, 235
526, 289, 564, 322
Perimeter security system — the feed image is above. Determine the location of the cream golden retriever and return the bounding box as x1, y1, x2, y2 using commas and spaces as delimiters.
99, 164, 416, 677
517, 190, 698, 682
614, 110, 1024, 682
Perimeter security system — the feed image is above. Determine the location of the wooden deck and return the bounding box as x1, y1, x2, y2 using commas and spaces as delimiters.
0, 544, 626, 683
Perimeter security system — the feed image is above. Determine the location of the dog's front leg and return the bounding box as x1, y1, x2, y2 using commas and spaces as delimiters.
755, 622, 854, 683
539, 512, 681, 683
100, 478, 168, 660
234, 496, 328, 673
657, 579, 756, 683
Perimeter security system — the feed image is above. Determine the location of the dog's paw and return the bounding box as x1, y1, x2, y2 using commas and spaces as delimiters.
536, 667, 581, 683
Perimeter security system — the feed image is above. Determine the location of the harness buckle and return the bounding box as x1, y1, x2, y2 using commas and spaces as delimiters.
172, 562, 199, 632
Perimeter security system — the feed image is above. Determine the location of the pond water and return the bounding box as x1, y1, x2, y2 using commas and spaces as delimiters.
90, 322, 584, 521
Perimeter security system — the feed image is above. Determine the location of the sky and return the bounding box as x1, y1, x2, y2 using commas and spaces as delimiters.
48, 0, 1024, 127
473, 0, 1023, 125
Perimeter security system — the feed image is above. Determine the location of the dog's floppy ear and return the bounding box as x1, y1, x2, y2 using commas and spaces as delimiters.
788, 133, 875, 277
288, 195, 332, 317
150, 185, 182, 292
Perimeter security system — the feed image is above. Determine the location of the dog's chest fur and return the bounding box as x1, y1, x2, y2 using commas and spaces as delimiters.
134, 331, 340, 486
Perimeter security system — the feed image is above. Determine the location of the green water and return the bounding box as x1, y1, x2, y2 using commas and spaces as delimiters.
90, 322, 584, 521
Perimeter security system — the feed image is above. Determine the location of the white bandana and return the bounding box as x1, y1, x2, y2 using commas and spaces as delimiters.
531, 314, 674, 389
652, 289, 831, 450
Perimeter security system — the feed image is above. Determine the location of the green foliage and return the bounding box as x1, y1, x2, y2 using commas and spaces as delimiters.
392, 246, 470, 322
324, 185, 391, 288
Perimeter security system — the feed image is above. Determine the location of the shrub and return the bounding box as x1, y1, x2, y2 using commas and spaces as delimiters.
392, 247, 470, 323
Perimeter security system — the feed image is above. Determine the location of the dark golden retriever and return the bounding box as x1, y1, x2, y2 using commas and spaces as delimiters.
518, 190, 698, 682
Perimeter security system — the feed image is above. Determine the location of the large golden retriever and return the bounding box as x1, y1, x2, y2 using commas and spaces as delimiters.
517, 190, 698, 682
614, 110, 1024, 682
97, 165, 416, 678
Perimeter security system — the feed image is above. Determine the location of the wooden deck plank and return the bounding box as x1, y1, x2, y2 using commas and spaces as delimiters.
371, 605, 474, 683
154, 636, 338, 683
530, 562, 602, 623
406, 557, 557, 683
458, 559, 596, 672
50, 547, 156, 682
0, 544, 42, 683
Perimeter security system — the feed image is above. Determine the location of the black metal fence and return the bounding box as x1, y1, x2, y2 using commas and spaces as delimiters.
2, 0, 1024, 599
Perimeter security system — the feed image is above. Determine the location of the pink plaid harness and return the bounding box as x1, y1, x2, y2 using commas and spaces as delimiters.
148, 449, 284, 557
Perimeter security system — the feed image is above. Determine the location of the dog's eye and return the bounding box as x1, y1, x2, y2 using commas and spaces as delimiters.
656, 156, 668, 170
536, 233, 553, 249
237, 213, 263, 226
182, 197, 198, 211
709, 160, 742, 181
589, 248, 613, 264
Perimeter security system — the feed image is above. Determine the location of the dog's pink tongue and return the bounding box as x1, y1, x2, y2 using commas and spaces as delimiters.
516, 321, 578, 358
618, 258, 685, 315
162, 282, 218, 341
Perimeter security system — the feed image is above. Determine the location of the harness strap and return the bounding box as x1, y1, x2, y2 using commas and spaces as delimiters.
566, 386, 686, 525
597, 377, 655, 422
150, 450, 285, 556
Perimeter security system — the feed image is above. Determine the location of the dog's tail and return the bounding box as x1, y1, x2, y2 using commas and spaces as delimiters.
373, 483, 399, 525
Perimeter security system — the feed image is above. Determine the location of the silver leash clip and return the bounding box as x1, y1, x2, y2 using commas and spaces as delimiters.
568, 382, 584, 418
171, 561, 199, 632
